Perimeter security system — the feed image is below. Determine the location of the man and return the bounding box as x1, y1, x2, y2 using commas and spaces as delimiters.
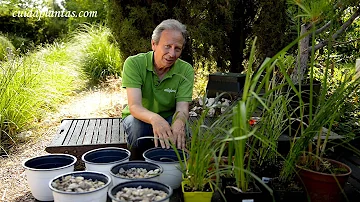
121, 19, 194, 159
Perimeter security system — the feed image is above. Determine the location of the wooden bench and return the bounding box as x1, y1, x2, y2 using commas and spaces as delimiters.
45, 117, 127, 169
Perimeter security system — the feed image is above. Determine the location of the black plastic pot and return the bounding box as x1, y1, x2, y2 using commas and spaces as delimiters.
222, 177, 265, 202
108, 180, 173, 202
262, 178, 306, 202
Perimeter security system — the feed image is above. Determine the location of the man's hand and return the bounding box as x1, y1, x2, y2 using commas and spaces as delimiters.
171, 119, 186, 150
150, 114, 173, 149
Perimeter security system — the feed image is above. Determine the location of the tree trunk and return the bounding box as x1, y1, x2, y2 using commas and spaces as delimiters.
291, 24, 309, 84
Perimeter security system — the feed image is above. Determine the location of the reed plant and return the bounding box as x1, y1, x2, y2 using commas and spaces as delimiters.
172, 94, 234, 192
69, 24, 122, 83
0, 35, 16, 61
278, 0, 360, 181
0, 40, 83, 153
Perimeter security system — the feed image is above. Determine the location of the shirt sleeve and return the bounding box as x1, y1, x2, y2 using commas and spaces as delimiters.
121, 56, 143, 89
176, 64, 194, 102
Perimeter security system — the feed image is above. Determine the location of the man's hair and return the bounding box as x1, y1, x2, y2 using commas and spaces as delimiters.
152, 19, 187, 46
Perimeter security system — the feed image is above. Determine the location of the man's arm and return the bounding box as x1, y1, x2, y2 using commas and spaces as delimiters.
171, 101, 189, 150
126, 87, 173, 148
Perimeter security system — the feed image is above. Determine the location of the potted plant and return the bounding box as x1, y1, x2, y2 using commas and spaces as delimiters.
173, 95, 233, 202
216, 39, 281, 202
277, 1, 360, 201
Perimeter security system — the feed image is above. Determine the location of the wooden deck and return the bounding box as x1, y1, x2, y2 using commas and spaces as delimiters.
45, 117, 127, 169
44, 117, 360, 200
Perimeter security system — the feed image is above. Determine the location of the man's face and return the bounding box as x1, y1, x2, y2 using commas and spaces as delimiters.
152, 29, 184, 69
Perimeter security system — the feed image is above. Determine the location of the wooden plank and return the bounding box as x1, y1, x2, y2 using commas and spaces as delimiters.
347, 155, 360, 166
106, 118, 113, 143
83, 119, 96, 144
119, 119, 126, 143
77, 119, 89, 145
348, 176, 360, 191
91, 119, 101, 144
68, 119, 85, 145
49, 120, 73, 146
339, 157, 360, 181
63, 120, 78, 145
97, 119, 108, 144
111, 118, 120, 143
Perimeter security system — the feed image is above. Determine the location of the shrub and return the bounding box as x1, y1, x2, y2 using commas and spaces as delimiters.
0, 41, 82, 152
0, 35, 16, 61
70, 24, 122, 83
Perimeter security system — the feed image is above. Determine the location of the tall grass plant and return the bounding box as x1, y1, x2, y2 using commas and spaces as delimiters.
69, 24, 122, 83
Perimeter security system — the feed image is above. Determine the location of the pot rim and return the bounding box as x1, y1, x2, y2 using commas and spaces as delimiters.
296, 157, 352, 177
109, 160, 164, 179
49, 171, 111, 194
22, 153, 77, 171
143, 147, 188, 164
108, 179, 173, 202
81, 147, 131, 165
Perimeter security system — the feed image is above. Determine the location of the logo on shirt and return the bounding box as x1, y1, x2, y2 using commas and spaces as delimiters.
164, 88, 176, 93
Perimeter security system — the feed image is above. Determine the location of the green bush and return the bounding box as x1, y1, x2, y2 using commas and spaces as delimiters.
0, 35, 15, 61
0, 41, 83, 152
70, 24, 122, 82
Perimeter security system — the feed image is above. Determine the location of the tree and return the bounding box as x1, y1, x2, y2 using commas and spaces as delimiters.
253, 0, 294, 64
291, 0, 360, 83
107, 0, 259, 73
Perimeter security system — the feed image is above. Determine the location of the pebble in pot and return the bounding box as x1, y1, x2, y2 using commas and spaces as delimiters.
110, 160, 163, 186
108, 180, 172, 202
49, 171, 111, 202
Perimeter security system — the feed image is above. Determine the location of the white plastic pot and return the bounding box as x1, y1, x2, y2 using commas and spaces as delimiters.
81, 147, 130, 176
22, 154, 77, 201
143, 148, 188, 189
109, 160, 163, 186
49, 171, 111, 202
108, 180, 172, 202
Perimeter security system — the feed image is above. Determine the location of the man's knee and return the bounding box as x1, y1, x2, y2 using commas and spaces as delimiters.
122, 115, 153, 148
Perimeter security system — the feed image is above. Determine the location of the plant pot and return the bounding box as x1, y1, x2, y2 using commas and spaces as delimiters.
222, 177, 264, 202
182, 180, 214, 202
81, 147, 130, 176
297, 158, 352, 202
143, 147, 188, 189
22, 154, 77, 201
109, 160, 163, 186
267, 178, 306, 202
108, 180, 173, 202
49, 171, 111, 202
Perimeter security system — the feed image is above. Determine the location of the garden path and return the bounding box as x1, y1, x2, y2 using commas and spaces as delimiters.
0, 78, 126, 202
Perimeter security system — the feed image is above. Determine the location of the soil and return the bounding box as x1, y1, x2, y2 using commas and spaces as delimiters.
0, 78, 127, 202
298, 157, 350, 175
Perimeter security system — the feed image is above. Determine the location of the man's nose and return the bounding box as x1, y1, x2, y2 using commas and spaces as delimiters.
168, 48, 176, 57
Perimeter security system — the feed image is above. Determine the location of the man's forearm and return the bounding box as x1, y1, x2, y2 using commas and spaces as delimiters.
129, 104, 162, 125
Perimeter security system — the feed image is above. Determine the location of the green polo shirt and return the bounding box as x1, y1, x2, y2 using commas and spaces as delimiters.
121, 51, 194, 119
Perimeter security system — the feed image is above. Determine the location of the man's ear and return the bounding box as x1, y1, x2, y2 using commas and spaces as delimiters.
151, 40, 156, 51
